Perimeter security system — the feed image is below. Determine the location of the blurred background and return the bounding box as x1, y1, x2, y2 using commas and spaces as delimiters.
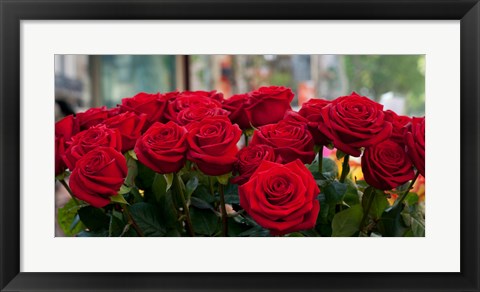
55, 54, 425, 120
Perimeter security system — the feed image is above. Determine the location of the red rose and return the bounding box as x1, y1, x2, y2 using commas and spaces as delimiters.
186, 116, 241, 176
76, 106, 109, 130
120, 92, 167, 125
102, 111, 147, 152
384, 110, 412, 145
361, 139, 415, 190
405, 117, 425, 177
55, 115, 80, 141
222, 93, 251, 130
320, 92, 392, 157
63, 125, 122, 170
283, 110, 309, 125
239, 159, 320, 235
107, 107, 122, 117
55, 115, 81, 176
250, 119, 315, 164
176, 106, 230, 126
166, 91, 222, 123
55, 136, 66, 176
298, 98, 331, 145
245, 86, 293, 127
69, 147, 127, 208
231, 144, 276, 185
134, 122, 188, 174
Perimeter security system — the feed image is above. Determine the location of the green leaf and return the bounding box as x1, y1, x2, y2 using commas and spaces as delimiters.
412, 218, 425, 237
164, 173, 174, 192
55, 171, 70, 181
78, 206, 110, 232
354, 180, 369, 192
118, 185, 131, 195
128, 150, 138, 160
317, 193, 331, 223
110, 193, 130, 205
190, 197, 215, 211
316, 223, 332, 237
129, 202, 167, 236
162, 191, 181, 231
57, 199, 85, 236
185, 176, 199, 200
152, 173, 167, 204
362, 188, 389, 220
300, 229, 321, 237
331, 205, 363, 237
192, 185, 215, 204
378, 205, 409, 237
308, 157, 338, 180
124, 155, 138, 187
135, 162, 155, 190
216, 173, 231, 185
189, 207, 220, 236
108, 210, 125, 237
323, 181, 348, 204
344, 181, 360, 206
227, 217, 250, 236
405, 192, 419, 206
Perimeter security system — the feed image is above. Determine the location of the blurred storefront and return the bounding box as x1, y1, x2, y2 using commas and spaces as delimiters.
55, 54, 425, 120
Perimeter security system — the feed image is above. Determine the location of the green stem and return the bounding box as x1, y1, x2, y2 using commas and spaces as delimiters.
318, 146, 323, 174
174, 173, 195, 237
339, 155, 350, 183
209, 176, 216, 201
359, 189, 376, 232
58, 179, 80, 206
218, 183, 228, 237
123, 205, 144, 237
392, 171, 420, 210
244, 131, 249, 147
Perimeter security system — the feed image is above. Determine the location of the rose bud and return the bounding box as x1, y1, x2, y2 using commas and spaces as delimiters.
63, 125, 122, 171
362, 139, 415, 190
239, 159, 320, 236
222, 93, 251, 130
250, 119, 315, 164
101, 111, 147, 152
76, 106, 109, 131
319, 92, 392, 157
298, 98, 331, 146
186, 116, 242, 176
120, 92, 168, 126
245, 86, 294, 127
69, 147, 127, 208
405, 116, 425, 177
134, 122, 188, 174
231, 144, 276, 185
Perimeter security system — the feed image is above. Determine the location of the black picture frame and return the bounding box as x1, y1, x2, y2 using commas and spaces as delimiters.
1, 0, 479, 291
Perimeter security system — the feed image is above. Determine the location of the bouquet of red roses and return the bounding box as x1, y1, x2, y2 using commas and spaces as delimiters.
56, 86, 425, 237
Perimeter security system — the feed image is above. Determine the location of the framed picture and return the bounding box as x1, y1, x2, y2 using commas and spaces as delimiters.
1, 0, 479, 291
